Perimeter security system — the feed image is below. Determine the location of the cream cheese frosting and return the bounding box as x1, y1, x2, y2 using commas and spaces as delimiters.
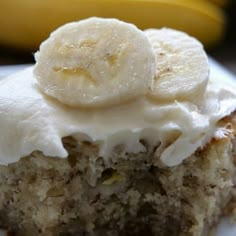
0, 63, 236, 166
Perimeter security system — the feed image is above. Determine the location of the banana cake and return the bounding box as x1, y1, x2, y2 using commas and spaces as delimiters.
0, 17, 236, 236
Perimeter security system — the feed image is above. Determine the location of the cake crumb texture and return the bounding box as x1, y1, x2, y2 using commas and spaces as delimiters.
0, 116, 235, 236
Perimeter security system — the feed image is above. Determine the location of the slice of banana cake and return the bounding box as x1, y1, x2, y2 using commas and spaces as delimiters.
0, 17, 236, 236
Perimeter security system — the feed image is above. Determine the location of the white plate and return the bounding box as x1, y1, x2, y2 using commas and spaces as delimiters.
0, 59, 236, 236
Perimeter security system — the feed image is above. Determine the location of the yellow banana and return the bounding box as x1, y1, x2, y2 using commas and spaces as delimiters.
207, 0, 229, 7
0, 0, 225, 50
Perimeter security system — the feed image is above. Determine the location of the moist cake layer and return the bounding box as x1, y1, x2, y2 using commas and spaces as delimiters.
0, 113, 235, 235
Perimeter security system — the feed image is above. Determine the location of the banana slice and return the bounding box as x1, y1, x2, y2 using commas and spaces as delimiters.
144, 28, 209, 103
34, 17, 155, 108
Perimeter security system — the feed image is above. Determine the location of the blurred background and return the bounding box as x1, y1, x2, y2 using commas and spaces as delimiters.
0, 0, 235, 74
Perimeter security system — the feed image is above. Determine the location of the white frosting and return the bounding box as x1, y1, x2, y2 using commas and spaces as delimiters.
0, 65, 236, 166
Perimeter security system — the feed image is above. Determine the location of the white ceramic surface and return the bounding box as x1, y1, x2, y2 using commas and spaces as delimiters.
0, 58, 236, 235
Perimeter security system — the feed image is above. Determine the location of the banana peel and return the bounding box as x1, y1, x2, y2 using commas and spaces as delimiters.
0, 0, 225, 50
207, 0, 229, 7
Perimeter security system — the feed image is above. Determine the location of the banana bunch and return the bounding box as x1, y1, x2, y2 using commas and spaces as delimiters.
0, 0, 228, 51
34, 17, 209, 108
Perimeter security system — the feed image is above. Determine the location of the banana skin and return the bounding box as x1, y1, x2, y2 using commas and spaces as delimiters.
0, 0, 225, 50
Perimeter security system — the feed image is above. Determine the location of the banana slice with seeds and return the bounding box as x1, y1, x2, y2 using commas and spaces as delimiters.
34, 17, 155, 108
145, 28, 209, 103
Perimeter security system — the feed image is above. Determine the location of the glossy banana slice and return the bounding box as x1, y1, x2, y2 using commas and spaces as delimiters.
34, 17, 155, 108
145, 28, 209, 103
